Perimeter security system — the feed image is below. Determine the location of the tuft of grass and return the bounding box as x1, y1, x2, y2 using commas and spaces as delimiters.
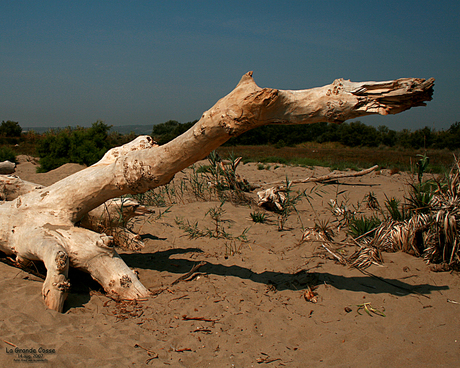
274, 178, 305, 231
250, 211, 267, 223
257, 163, 270, 170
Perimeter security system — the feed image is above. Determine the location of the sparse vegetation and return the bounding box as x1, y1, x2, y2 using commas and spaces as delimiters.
3, 118, 460, 271
250, 211, 267, 223
175, 201, 249, 243
317, 154, 460, 271
217, 144, 454, 173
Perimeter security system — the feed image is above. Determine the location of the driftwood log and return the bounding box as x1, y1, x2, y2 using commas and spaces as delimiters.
0, 72, 434, 311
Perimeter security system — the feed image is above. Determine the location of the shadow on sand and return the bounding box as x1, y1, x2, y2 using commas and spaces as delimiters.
121, 247, 449, 298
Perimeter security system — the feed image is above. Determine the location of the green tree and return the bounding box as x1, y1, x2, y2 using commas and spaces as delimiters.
0, 120, 22, 137
378, 125, 397, 147
335, 121, 380, 147
444, 122, 460, 150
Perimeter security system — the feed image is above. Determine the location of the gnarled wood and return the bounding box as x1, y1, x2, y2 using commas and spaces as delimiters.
0, 72, 434, 311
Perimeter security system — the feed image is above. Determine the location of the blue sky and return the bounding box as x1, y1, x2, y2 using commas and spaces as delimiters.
1, 1, 458, 131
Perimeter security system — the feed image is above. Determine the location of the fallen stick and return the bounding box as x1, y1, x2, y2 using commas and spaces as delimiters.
171, 261, 207, 285
182, 315, 218, 322
256, 165, 379, 188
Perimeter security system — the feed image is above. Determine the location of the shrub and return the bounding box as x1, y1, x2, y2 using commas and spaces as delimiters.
151, 120, 197, 145
0, 146, 16, 163
37, 121, 112, 172
0, 120, 22, 137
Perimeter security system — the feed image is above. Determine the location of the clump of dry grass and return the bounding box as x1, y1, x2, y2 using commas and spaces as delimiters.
319, 156, 460, 271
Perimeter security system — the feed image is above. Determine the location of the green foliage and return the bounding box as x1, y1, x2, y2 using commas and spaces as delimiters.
415, 152, 430, 183
37, 121, 112, 172
406, 181, 436, 214
0, 120, 22, 137
250, 211, 267, 223
151, 120, 197, 145
384, 196, 409, 221
348, 215, 381, 238
143, 118, 460, 158
0, 146, 16, 162
200, 151, 253, 203
223, 120, 460, 151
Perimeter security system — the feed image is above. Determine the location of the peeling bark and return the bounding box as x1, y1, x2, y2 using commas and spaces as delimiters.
0, 72, 434, 311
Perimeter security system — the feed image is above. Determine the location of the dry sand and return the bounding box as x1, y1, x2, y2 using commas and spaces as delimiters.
1, 156, 459, 367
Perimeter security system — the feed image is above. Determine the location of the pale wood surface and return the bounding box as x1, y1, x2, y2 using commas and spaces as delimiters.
0, 73, 434, 311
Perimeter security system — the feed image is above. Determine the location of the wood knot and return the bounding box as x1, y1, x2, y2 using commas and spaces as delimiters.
122, 157, 159, 192
326, 79, 344, 96
52, 280, 71, 292
55, 251, 68, 271
120, 275, 132, 288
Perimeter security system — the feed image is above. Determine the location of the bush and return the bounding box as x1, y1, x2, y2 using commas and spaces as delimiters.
0, 120, 22, 137
37, 121, 112, 172
0, 146, 16, 163
151, 120, 197, 145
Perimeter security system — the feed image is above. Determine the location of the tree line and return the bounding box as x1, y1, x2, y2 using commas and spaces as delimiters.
152, 119, 460, 151
1, 119, 459, 172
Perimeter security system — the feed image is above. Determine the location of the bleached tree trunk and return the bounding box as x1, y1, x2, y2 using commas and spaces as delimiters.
0, 72, 434, 311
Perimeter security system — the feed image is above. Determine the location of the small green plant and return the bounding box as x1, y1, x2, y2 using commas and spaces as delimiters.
348, 215, 381, 238
188, 165, 210, 201
314, 219, 335, 241
275, 178, 305, 231
250, 211, 267, 223
175, 218, 204, 239
384, 195, 410, 221
416, 152, 430, 183
406, 181, 436, 214
224, 240, 248, 257
206, 200, 227, 237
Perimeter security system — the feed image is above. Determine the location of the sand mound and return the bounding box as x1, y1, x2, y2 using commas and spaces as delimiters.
13, 155, 86, 186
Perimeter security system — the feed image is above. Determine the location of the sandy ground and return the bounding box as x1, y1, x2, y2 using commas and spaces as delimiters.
1, 156, 460, 367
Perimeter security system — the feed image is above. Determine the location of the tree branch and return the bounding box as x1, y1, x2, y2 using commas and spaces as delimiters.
0, 72, 434, 311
